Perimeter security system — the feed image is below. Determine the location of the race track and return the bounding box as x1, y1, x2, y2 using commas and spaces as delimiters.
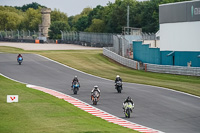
1, 53, 200, 133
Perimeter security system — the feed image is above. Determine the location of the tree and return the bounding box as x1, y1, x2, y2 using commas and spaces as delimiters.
86, 19, 105, 32
22, 8, 41, 31
51, 9, 68, 22
48, 21, 70, 39
75, 16, 89, 31
68, 7, 93, 31
87, 5, 104, 26
15, 2, 46, 11
80, 7, 92, 16
0, 10, 23, 30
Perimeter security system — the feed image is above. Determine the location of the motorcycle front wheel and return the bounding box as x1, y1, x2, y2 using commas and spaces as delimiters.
125, 109, 130, 118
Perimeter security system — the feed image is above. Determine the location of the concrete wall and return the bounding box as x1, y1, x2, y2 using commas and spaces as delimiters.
133, 41, 161, 64
133, 41, 200, 67
143, 40, 160, 48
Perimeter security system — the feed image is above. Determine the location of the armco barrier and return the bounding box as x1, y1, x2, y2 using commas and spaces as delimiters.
103, 47, 138, 69
145, 63, 200, 76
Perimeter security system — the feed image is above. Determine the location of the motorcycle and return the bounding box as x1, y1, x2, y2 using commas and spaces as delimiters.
72, 81, 80, 94
91, 91, 100, 105
17, 57, 23, 65
123, 102, 134, 118
116, 81, 122, 93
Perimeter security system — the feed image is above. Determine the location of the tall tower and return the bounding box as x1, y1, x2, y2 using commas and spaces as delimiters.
39, 8, 51, 38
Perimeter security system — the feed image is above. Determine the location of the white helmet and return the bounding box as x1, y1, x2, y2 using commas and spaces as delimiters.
116, 75, 120, 78
74, 76, 77, 78
94, 85, 98, 89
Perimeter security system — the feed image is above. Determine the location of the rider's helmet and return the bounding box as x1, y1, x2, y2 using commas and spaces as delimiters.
116, 75, 120, 78
74, 75, 77, 78
94, 85, 98, 90
127, 96, 131, 101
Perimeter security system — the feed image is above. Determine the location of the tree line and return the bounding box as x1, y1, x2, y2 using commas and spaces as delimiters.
0, 0, 189, 39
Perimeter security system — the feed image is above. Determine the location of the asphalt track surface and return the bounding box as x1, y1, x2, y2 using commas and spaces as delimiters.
1, 53, 200, 133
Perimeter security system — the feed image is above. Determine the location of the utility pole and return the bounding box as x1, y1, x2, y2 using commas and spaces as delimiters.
127, 5, 129, 28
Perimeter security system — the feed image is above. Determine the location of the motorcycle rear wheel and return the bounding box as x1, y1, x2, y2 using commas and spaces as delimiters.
93, 101, 97, 105
73, 88, 77, 94
117, 87, 121, 93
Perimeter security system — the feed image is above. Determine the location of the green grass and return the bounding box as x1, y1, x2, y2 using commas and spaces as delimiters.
1, 46, 200, 97
0, 75, 137, 133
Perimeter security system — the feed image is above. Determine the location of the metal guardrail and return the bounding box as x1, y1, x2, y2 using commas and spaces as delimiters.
145, 63, 200, 76
103, 47, 138, 69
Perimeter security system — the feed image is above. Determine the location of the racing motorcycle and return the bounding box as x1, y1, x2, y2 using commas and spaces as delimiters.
72, 81, 80, 94
123, 102, 134, 118
91, 91, 100, 105
17, 57, 23, 65
116, 81, 122, 93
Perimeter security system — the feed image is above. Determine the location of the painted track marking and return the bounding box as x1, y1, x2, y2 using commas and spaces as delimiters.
27, 84, 164, 133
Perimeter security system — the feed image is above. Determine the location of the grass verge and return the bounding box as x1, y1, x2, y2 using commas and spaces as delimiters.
0, 75, 137, 133
0, 46, 200, 97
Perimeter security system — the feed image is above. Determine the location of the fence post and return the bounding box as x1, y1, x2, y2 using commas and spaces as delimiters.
17, 30, 19, 39
60, 30, 63, 40
145, 64, 147, 72
136, 62, 138, 70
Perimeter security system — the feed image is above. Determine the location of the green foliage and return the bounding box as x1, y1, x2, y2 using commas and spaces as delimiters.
0, 0, 192, 36
0, 3, 44, 32
69, 0, 191, 33
22, 8, 42, 31
0, 10, 23, 30
68, 16, 74, 29
80, 7, 93, 16
75, 16, 89, 31
86, 19, 105, 32
51, 8, 68, 22
15, 2, 46, 11
49, 21, 70, 39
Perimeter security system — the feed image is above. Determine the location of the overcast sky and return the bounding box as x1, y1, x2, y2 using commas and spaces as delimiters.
0, 0, 117, 16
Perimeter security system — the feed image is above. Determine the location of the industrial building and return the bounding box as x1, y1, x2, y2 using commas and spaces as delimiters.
133, 1, 200, 67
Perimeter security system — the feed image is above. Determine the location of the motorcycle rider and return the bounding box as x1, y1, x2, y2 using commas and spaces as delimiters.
115, 75, 122, 89
71, 76, 80, 88
91, 85, 100, 100
17, 54, 23, 60
123, 96, 134, 112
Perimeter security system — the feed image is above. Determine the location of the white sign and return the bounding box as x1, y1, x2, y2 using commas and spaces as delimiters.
7, 95, 18, 103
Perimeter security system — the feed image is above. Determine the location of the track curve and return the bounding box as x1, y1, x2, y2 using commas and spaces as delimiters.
0, 53, 200, 133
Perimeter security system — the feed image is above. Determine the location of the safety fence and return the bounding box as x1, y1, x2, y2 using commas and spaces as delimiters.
145, 63, 200, 76
79, 32, 113, 45
103, 47, 138, 69
61, 31, 113, 47
141, 33, 156, 40
113, 35, 132, 58
0, 30, 39, 40
62, 31, 79, 41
